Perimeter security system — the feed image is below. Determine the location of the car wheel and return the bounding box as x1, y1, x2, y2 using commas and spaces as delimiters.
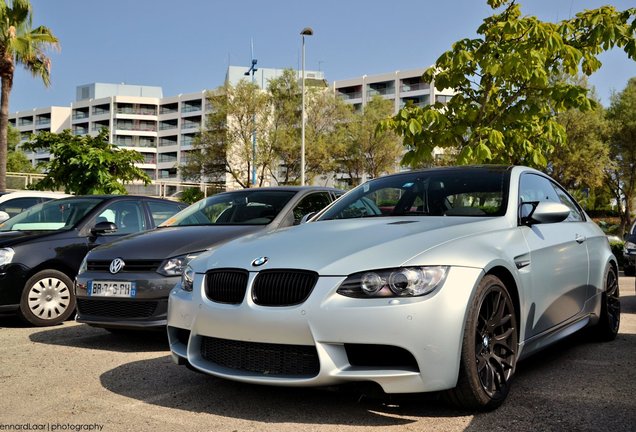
445, 274, 518, 411
19, 270, 76, 327
594, 266, 620, 342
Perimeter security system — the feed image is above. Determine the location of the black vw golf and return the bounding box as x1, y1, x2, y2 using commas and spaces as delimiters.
74, 186, 342, 331
0, 195, 186, 326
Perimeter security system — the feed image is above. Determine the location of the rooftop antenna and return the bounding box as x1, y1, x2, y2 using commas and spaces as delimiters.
244, 38, 258, 187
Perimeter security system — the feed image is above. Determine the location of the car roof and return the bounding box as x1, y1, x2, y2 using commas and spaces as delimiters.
0, 191, 70, 202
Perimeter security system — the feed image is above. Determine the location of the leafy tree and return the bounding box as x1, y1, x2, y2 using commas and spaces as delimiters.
381, 0, 636, 168
605, 77, 636, 234
6, 124, 34, 172
265, 69, 301, 185
22, 129, 151, 194
549, 95, 610, 191
182, 81, 268, 188
304, 88, 353, 185
334, 96, 401, 186
0, 0, 58, 191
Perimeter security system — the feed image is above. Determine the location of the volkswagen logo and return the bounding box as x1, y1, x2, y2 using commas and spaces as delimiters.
109, 258, 125, 274
251, 257, 268, 267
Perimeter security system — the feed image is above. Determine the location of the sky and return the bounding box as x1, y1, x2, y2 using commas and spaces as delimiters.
9, 0, 636, 113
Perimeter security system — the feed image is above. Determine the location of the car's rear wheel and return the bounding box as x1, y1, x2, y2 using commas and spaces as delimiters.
445, 275, 518, 411
19, 270, 76, 327
594, 266, 620, 341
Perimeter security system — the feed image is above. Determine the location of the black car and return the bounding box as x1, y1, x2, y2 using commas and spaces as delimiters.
74, 186, 342, 330
0, 195, 187, 326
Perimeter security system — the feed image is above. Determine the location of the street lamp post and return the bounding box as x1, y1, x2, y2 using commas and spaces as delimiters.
245, 58, 258, 187
300, 27, 313, 186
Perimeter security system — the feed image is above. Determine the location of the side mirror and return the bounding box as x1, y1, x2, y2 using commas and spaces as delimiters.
299, 212, 317, 225
0, 211, 9, 223
90, 221, 118, 236
520, 201, 570, 225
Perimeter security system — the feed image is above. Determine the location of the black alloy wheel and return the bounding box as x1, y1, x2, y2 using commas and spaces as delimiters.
445, 275, 518, 410
595, 266, 620, 341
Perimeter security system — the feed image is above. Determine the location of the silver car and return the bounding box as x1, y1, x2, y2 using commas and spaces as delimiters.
167, 166, 619, 410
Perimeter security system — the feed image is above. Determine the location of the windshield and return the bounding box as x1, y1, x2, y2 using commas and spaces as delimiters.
319, 168, 510, 220
160, 190, 297, 227
0, 197, 103, 231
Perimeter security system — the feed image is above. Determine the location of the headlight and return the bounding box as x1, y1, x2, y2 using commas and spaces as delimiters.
180, 265, 194, 292
157, 252, 201, 277
78, 255, 88, 275
624, 241, 636, 252
0, 247, 14, 267
337, 266, 449, 298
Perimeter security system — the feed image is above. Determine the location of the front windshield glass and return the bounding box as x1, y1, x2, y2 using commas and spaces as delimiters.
0, 197, 103, 231
319, 168, 510, 220
160, 190, 297, 227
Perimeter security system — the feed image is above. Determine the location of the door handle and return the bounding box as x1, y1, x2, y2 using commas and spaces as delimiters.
575, 234, 586, 244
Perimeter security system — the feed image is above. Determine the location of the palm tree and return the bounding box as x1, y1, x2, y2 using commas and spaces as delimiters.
0, 0, 58, 191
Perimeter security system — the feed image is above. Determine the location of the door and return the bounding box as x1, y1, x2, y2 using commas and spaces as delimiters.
519, 173, 592, 338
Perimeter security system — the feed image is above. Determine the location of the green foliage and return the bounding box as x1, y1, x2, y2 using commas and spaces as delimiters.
381, 1, 636, 168
179, 187, 204, 205
605, 78, 636, 234
22, 129, 151, 194
333, 96, 401, 186
0, 0, 59, 191
6, 125, 35, 173
549, 77, 610, 190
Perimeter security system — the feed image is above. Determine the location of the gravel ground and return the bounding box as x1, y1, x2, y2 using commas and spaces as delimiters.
1, 278, 635, 432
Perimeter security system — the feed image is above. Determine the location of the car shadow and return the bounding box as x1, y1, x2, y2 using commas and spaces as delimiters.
28, 322, 169, 353
98, 328, 636, 427
99, 354, 467, 425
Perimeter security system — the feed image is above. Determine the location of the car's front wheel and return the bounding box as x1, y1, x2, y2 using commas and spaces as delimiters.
445, 274, 518, 411
19, 270, 76, 327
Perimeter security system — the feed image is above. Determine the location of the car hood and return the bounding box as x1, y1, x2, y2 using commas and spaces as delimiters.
195, 216, 510, 275
0, 230, 62, 247
87, 225, 264, 260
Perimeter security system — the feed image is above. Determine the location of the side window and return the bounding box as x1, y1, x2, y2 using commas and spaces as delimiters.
147, 201, 184, 226
551, 182, 584, 222
94, 201, 146, 235
519, 174, 581, 222
0, 197, 40, 218
519, 174, 559, 204
292, 193, 333, 225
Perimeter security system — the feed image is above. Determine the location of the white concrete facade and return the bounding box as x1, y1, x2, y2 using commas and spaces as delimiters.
332, 67, 455, 114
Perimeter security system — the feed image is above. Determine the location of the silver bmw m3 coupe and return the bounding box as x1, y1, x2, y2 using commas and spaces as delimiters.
167, 165, 619, 410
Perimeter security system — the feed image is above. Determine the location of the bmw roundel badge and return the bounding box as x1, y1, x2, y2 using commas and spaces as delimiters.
251, 257, 268, 267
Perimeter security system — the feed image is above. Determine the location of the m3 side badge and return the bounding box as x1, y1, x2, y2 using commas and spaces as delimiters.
109, 258, 125, 274
251, 257, 268, 267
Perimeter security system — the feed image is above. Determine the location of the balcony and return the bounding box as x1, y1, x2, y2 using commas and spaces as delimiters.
116, 103, 157, 116
181, 119, 201, 130
18, 117, 34, 127
158, 153, 178, 163
181, 102, 202, 113
73, 126, 89, 135
160, 104, 179, 115
116, 120, 157, 132
338, 90, 362, 100
400, 82, 429, 92
159, 137, 178, 147
72, 111, 89, 121
159, 121, 178, 131
92, 105, 110, 116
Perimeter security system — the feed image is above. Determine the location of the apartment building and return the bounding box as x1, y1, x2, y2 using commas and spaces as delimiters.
332, 67, 454, 113
9, 106, 71, 166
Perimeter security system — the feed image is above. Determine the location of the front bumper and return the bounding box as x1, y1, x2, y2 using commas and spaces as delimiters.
75, 271, 179, 329
0, 263, 31, 308
167, 266, 482, 394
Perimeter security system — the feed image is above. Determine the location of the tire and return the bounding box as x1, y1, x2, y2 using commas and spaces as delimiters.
19, 269, 76, 327
594, 266, 620, 342
445, 275, 518, 411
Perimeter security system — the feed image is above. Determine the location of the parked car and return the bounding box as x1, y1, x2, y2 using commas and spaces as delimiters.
0, 191, 70, 222
74, 186, 342, 330
167, 166, 619, 410
0, 195, 187, 326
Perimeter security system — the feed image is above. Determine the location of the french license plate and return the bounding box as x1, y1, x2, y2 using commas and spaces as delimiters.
88, 281, 136, 298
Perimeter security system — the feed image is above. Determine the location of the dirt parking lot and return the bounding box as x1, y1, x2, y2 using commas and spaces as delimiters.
1, 278, 635, 432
